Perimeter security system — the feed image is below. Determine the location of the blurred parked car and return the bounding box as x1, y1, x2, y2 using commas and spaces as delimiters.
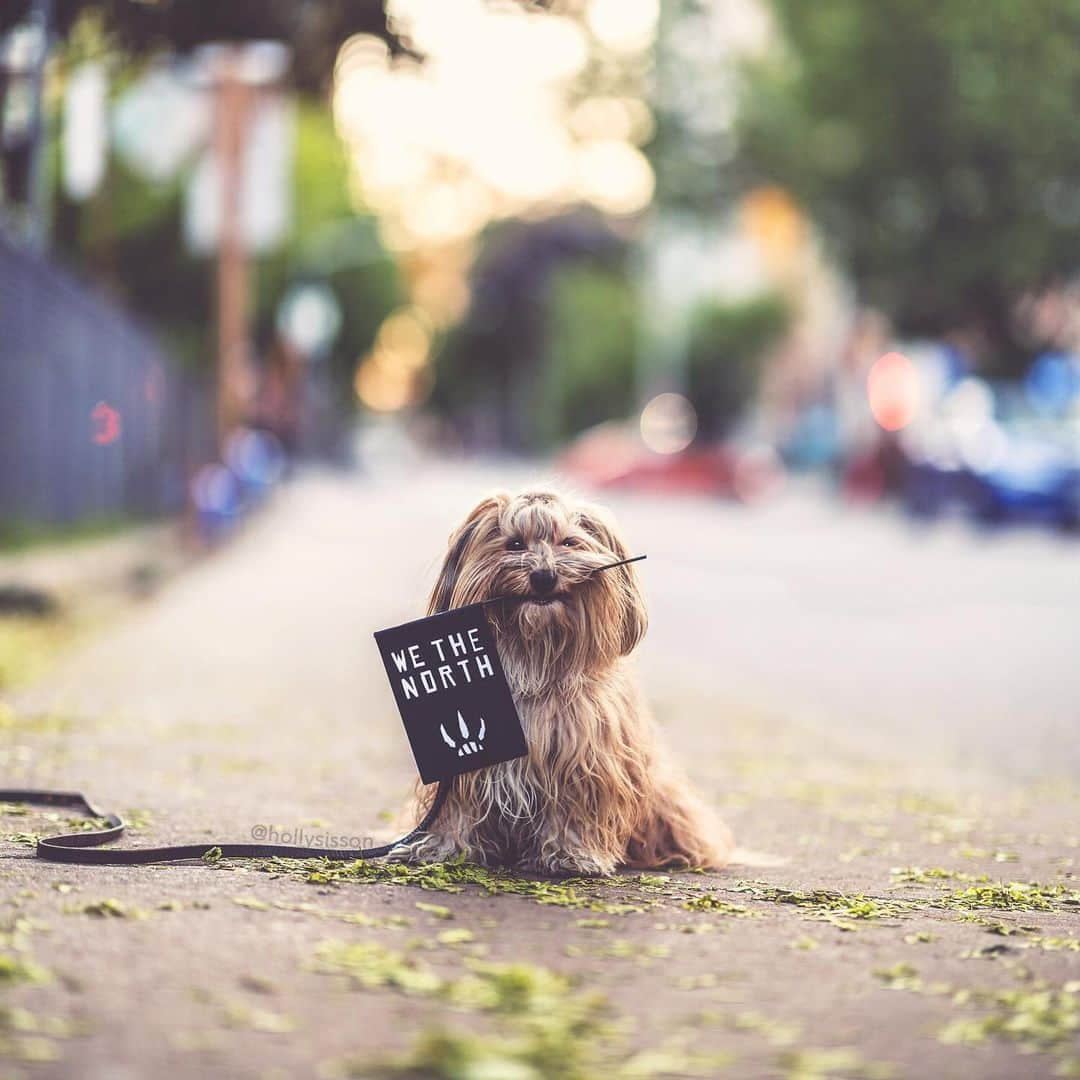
964, 425, 1080, 529
559, 421, 785, 502
901, 373, 1080, 530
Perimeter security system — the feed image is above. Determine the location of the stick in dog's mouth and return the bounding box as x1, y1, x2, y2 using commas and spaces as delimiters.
480, 554, 647, 609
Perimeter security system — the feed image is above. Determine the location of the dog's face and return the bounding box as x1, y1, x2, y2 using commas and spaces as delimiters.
429, 490, 646, 674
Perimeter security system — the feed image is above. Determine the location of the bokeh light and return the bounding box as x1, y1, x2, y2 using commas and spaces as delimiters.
331, 0, 655, 257
569, 97, 655, 146
375, 306, 432, 372
276, 283, 343, 357
354, 357, 429, 413
733, 445, 784, 503
640, 393, 697, 454
90, 401, 121, 445
191, 463, 242, 517
585, 0, 660, 55
576, 140, 655, 216
741, 186, 806, 267
867, 352, 919, 432
225, 428, 287, 488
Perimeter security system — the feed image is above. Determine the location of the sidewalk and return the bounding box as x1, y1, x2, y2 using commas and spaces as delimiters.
0, 521, 191, 611
2, 468, 1077, 1079
0, 521, 192, 692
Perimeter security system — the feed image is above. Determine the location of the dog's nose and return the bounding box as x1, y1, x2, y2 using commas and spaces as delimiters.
529, 568, 557, 595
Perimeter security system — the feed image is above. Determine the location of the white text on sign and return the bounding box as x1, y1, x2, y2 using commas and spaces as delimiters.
390, 628, 496, 700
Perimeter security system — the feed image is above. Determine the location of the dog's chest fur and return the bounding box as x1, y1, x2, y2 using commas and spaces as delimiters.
470, 662, 640, 849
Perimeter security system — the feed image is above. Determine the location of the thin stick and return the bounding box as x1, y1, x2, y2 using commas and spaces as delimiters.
592, 554, 647, 573
480, 554, 647, 607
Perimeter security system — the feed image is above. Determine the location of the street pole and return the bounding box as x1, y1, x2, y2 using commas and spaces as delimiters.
213, 49, 252, 450
25, 0, 53, 251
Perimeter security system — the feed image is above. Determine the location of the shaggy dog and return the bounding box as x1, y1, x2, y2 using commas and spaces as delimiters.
404, 489, 732, 875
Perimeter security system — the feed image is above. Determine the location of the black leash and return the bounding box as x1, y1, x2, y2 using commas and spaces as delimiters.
0, 784, 447, 865
2, 554, 646, 867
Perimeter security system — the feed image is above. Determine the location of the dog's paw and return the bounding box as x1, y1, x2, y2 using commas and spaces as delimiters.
524, 850, 617, 878
387, 834, 455, 865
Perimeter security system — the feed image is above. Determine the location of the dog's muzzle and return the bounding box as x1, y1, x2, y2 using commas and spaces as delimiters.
529, 568, 557, 595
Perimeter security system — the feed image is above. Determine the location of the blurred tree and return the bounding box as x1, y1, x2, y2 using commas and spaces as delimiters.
647, 0, 746, 215
52, 97, 403, 398
254, 102, 404, 402
432, 212, 627, 451
686, 294, 790, 439
2, 1, 409, 93
536, 266, 637, 447
2, 1, 557, 92
51, 144, 212, 369
737, 0, 1080, 373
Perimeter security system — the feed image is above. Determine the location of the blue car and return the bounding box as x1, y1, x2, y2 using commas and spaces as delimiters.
968, 429, 1080, 529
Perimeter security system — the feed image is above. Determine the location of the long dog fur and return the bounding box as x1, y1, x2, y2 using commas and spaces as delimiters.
405, 489, 732, 875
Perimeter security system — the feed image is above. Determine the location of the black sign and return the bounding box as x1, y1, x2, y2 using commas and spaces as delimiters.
374, 604, 528, 784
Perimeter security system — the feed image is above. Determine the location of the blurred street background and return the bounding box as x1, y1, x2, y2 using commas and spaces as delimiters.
1, 1, 1079, 1077
2, 0, 1078, 763
4, 0, 1080, 540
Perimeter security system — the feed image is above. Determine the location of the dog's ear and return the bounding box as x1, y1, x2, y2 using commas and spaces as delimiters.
428, 493, 508, 614
577, 503, 648, 655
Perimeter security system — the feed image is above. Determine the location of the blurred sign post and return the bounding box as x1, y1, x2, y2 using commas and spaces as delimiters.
214, 52, 252, 450
185, 42, 293, 448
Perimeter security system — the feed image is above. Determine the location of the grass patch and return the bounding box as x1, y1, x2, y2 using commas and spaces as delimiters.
940, 986, 1079, 1056
682, 895, 761, 918
777, 1047, 895, 1079
0, 621, 75, 689
1027, 937, 1080, 952
415, 902, 453, 920
321, 952, 726, 1079
729, 883, 913, 929
940, 883, 1078, 913
0, 514, 138, 553
436, 929, 475, 947
309, 940, 442, 995
873, 963, 924, 992
67, 899, 148, 919
0, 704, 74, 736
890, 866, 989, 886
0, 953, 50, 985
565, 940, 669, 963
258, 857, 656, 914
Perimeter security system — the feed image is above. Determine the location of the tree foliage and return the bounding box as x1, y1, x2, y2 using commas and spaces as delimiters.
432, 212, 627, 451
536, 266, 637, 448
3, 0, 555, 92
51, 99, 403, 386
686, 294, 789, 439
737, 0, 1080, 371
3, 1, 405, 93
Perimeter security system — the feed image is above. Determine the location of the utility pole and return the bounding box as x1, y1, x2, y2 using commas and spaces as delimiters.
194, 41, 290, 451
211, 48, 252, 449
25, 0, 52, 251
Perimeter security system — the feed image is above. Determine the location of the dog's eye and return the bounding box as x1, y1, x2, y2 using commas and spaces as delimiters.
560, 536, 582, 548
504, 537, 525, 551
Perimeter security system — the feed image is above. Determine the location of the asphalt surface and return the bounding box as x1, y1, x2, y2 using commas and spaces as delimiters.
2, 462, 1077, 1079
609, 478, 1080, 781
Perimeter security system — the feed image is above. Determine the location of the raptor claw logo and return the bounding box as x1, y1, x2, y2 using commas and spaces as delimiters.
440, 710, 486, 757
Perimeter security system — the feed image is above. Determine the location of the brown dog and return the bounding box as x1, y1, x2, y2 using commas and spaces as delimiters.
405, 489, 732, 875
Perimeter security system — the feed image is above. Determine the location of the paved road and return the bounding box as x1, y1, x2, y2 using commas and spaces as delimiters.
601, 479, 1080, 780
2, 462, 1077, 1080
